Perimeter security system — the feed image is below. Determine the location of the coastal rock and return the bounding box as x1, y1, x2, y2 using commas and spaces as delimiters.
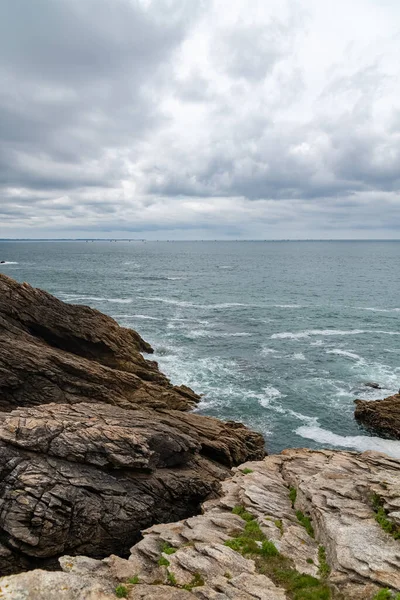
355, 393, 400, 439
0, 274, 265, 572
11, 448, 398, 599
0, 273, 198, 411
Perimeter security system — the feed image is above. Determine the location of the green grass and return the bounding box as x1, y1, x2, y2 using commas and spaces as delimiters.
372, 494, 400, 540
232, 505, 255, 522
182, 572, 205, 591
241, 468, 254, 474
318, 547, 331, 579
167, 571, 177, 586
372, 590, 400, 600
296, 510, 315, 539
227, 505, 332, 600
158, 556, 170, 567
161, 542, 177, 555
115, 585, 128, 598
275, 519, 284, 534
127, 575, 139, 584
306, 558, 314, 565
289, 487, 297, 508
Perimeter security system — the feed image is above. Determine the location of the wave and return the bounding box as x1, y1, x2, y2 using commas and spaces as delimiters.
60, 294, 133, 304
123, 262, 140, 268
187, 329, 252, 339
261, 347, 278, 355
114, 314, 161, 320
142, 296, 249, 309
357, 307, 400, 313
326, 349, 363, 361
272, 304, 302, 308
218, 265, 234, 269
293, 352, 306, 360
0, 261, 19, 265
257, 386, 282, 407
296, 425, 400, 459
271, 329, 400, 340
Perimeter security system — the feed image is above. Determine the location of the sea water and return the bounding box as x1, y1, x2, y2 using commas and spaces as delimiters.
1, 240, 399, 456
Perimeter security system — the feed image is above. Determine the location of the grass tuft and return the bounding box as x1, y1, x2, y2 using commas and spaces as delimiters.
161, 542, 177, 555
372, 590, 400, 600
372, 494, 400, 540
289, 487, 297, 508
232, 505, 255, 522
128, 575, 139, 584
115, 584, 128, 598
296, 510, 315, 539
158, 556, 170, 567
317, 546, 331, 579
241, 468, 254, 474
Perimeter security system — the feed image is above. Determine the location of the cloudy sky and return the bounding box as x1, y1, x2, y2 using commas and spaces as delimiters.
1, 0, 400, 239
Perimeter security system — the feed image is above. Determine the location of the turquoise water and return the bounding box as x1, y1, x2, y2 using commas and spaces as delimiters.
1, 240, 400, 455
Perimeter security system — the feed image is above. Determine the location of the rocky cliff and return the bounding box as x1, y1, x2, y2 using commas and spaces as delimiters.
1, 449, 399, 599
355, 393, 400, 439
1, 273, 399, 600
0, 274, 265, 573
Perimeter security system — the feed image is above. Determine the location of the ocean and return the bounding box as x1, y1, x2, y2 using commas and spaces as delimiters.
1, 240, 399, 456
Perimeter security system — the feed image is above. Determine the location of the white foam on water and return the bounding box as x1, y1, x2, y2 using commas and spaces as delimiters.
187, 329, 252, 339
272, 329, 366, 340
293, 352, 306, 360
273, 304, 302, 308
115, 314, 161, 320
123, 262, 140, 268
143, 296, 251, 309
107, 298, 133, 304
310, 339, 324, 346
62, 295, 107, 302
326, 349, 364, 361
261, 347, 278, 355
218, 265, 234, 269
0, 261, 19, 265
357, 307, 400, 313
257, 386, 282, 407
296, 425, 400, 459
167, 276, 186, 280
272, 329, 400, 340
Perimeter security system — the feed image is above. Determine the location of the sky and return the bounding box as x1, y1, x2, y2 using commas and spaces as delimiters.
1, 0, 400, 240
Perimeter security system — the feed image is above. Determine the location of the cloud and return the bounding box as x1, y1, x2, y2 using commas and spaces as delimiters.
0, 0, 400, 238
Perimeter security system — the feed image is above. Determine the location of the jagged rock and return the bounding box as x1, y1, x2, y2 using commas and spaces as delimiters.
0, 275, 265, 573
0, 402, 264, 574
355, 393, 400, 439
0, 273, 198, 411
45, 449, 400, 600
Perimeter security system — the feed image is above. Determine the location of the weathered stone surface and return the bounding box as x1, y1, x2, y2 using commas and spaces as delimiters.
0, 275, 265, 572
49, 449, 400, 600
355, 393, 400, 439
0, 273, 198, 411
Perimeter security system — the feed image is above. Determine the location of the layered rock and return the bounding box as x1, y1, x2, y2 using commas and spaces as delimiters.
355, 393, 400, 439
0, 273, 198, 411
2, 449, 399, 599
0, 274, 265, 573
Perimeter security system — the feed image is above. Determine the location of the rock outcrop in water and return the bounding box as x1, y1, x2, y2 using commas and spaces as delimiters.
0, 274, 265, 573
2, 449, 400, 599
355, 393, 400, 439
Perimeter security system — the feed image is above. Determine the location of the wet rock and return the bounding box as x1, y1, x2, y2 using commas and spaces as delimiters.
355, 393, 400, 438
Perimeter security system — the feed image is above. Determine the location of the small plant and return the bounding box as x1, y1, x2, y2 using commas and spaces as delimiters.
274, 519, 284, 534
306, 558, 314, 564
289, 487, 297, 508
232, 505, 254, 522
182, 572, 205, 590
241, 468, 254, 474
296, 510, 315, 538
372, 494, 400, 540
260, 539, 279, 557
372, 590, 393, 600
115, 585, 128, 598
158, 556, 170, 567
128, 575, 139, 584
224, 571, 232, 579
318, 546, 331, 579
167, 571, 177, 586
161, 542, 177, 555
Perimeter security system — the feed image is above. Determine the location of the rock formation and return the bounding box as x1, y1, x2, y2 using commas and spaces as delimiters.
2, 449, 399, 599
355, 393, 400, 439
0, 274, 265, 573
